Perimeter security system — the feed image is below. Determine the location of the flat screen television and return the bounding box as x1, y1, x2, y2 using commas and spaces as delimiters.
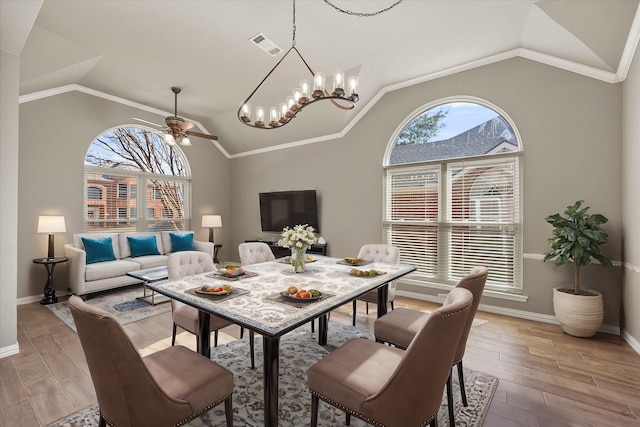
259, 190, 319, 233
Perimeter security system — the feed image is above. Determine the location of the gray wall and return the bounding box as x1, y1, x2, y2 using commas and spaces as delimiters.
622, 41, 640, 345
230, 57, 624, 328
17, 91, 230, 299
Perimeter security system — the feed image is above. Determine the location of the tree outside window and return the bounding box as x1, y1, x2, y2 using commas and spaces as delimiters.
84, 127, 191, 232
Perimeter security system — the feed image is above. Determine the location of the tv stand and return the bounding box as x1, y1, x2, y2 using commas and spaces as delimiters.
245, 240, 327, 258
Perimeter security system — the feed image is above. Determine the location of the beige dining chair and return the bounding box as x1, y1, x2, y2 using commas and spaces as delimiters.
374, 266, 489, 426
68, 295, 234, 427
308, 287, 473, 427
238, 242, 276, 265
352, 243, 400, 326
168, 251, 255, 369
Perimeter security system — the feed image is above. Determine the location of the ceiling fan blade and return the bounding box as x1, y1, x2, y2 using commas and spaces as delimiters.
178, 120, 194, 130
185, 130, 218, 141
132, 117, 163, 128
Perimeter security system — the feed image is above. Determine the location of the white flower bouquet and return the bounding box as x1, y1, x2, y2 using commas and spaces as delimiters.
277, 224, 317, 249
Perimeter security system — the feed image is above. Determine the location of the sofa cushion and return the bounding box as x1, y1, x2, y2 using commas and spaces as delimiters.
127, 236, 161, 257
85, 259, 141, 282
128, 254, 168, 270
74, 233, 121, 259
118, 232, 163, 259
82, 237, 117, 264
168, 232, 195, 252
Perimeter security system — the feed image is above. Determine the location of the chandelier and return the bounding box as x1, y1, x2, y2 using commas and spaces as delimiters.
237, 0, 360, 129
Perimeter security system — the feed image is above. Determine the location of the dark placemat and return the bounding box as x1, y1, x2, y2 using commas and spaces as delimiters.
266, 292, 334, 308
205, 271, 258, 281
186, 286, 250, 302
336, 259, 372, 266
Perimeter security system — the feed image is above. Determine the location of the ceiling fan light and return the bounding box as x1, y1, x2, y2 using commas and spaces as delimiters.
164, 133, 176, 145
180, 137, 192, 146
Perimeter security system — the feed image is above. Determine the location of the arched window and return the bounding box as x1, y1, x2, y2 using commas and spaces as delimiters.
385, 99, 522, 292
84, 127, 191, 232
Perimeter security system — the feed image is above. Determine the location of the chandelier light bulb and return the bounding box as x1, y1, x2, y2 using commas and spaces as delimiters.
240, 103, 251, 122
269, 107, 279, 126
299, 80, 310, 103
256, 106, 265, 126
348, 76, 359, 96
332, 70, 345, 96
313, 72, 326, 98
279, 102, 288, 122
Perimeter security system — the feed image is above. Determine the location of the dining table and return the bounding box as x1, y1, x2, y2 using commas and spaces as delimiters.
147, 255, 416, 427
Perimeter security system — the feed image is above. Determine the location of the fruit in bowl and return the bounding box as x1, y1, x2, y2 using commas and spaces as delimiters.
218, 266, 245, 277
345, 257, 365, 265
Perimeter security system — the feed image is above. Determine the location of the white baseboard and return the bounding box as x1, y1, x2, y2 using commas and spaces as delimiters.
622, 329, 640, 354
17, 290, 67, 306
0, 343, 20, 359
396, 290, 622, 336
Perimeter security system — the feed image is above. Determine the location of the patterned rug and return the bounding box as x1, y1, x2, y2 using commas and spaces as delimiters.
48, 323, 498, 427
45, 285, 171, 332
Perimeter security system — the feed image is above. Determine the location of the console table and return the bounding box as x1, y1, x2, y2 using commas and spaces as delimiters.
245, 240, 327, 258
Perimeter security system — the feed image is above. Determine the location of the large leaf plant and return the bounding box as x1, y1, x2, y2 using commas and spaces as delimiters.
543, 200, 612, 295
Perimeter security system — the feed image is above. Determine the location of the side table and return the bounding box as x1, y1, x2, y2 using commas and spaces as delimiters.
214, 244, 223, 264
33, 257, 69, 305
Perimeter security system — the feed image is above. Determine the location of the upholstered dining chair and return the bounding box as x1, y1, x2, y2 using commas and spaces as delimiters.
238, 242, 276, 265
167, 251, 256, 369
374, 266, 489, 426
352, 244, 400, 326
308, 287, 473, 427
236, 242, 276, 366
68, 295, 234, 427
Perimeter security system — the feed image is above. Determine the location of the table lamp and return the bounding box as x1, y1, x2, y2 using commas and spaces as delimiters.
37, 215, 66, 259
202, 215, 222, 243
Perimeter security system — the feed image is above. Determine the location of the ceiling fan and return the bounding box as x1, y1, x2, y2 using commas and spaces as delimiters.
134, 87, 218, 146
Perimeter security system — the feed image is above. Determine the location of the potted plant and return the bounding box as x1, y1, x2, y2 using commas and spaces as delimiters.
543, 200, 612, 337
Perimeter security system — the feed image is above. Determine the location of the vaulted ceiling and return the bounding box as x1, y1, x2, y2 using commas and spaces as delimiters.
5, 0, 640, 156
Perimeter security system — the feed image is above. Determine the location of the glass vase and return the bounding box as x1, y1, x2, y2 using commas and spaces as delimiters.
291, 246, 308, 273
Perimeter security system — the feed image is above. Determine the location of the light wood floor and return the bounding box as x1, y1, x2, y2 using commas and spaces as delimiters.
1, 295, 639, 427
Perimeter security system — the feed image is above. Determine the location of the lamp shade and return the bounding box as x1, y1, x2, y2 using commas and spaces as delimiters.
37, 216, 66, 233
202, 215, 222, 228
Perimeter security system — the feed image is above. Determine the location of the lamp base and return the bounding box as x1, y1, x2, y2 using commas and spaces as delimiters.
47, 234, 55, 259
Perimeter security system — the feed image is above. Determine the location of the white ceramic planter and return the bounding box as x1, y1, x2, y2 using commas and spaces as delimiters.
552, 287, 603, 338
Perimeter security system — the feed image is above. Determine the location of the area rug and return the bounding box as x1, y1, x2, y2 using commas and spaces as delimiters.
45, 285, 171, 333
48, 323, 498, 427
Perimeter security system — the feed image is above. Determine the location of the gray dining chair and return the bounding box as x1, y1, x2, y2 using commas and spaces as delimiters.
238, 242, 276, 265
308, 287, 473, 427
352, 243, 400, 326
374, 266, 489, 426
69, 295, 234, 427
168, 251, 255, 368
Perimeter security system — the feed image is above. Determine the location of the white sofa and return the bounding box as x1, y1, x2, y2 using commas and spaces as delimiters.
64, 231, 214, 296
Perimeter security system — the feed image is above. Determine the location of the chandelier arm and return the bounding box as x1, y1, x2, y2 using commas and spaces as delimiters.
238, 46, 299, 109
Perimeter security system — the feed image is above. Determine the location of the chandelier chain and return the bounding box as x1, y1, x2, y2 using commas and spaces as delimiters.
292, 0, 297, 47
322, 0, 403, 17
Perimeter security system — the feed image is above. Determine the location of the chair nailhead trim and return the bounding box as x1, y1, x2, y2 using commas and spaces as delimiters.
311, 391, 435, 427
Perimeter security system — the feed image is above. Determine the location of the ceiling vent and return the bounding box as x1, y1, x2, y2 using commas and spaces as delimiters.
249, 32, 282, 57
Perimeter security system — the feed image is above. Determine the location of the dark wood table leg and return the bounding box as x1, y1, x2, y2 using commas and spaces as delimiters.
317, 314, 328, 345
263, 336, 280, 427
41, 263, 58, 305
377, 284, 389, 318
197, 310, 211, 358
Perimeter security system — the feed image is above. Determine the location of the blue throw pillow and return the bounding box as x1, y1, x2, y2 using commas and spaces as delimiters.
127, 236, 160, 258
81, 237, 117, 264
170, 232, 195, 252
